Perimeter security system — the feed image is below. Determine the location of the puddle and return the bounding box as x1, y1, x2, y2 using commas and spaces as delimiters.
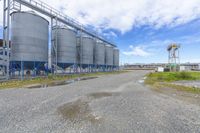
138, 77, 147, 84
26, 76, 98, 89
138, 80, 144, 83
80, 77, 98, 80
48, 80, 75, 86
24, 84, 49, 89
88, 92, 118, 99
57, 99, 102, 123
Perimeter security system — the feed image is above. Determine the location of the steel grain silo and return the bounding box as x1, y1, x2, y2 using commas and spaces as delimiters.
113, 48, 119, 67
105, 45, 114, 66
80, 36, 95, 66
94, 41, 105, 66
10, 11, 49, 73
52, 27, 77, 68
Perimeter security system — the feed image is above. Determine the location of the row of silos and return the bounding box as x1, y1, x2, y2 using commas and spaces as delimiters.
10, 11, 119, 72
78, 37, 119, 67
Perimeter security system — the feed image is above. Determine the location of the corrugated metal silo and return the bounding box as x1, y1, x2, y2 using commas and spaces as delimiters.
113, 48, 119, 66
11, 11, 48, 63
95, 41, 105, 65
52, 27, 77, 66
105, 45, 114, 66
80, 37, 95, 65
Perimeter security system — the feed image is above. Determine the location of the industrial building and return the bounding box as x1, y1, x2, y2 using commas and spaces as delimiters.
124, 63, 200, 71
0, 0, 120, 79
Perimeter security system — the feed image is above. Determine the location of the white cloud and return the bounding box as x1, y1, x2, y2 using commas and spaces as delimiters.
45, 0, 200, 33
122, 39, 175, 57
1, 0, 200, 34
103, 31, 117, 39
123, 45, 151, 57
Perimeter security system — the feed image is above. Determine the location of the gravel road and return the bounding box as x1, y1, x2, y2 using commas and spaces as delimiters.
172, 80, 200, 88
0, 71, 200, 133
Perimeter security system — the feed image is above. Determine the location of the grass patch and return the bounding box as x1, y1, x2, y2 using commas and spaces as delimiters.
145, 71, 200, 94
0, 71, 127, 89
145, 71, 200, 84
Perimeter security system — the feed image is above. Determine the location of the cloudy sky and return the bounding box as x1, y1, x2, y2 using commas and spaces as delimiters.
0, 0, 200, 64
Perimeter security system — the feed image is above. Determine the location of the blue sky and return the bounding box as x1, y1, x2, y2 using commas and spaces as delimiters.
115, 19, 200, 64
0, 0, 200, 64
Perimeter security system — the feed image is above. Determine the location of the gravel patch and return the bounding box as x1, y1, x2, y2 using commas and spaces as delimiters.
0, 71, 200, 132
172, 80, 200, 88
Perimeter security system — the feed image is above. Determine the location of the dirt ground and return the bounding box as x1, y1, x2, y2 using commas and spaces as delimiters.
0, 70, 200, 133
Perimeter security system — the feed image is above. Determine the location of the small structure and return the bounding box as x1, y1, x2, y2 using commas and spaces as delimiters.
157, 67, 164, 72
179, 65, 191, 71
167, 43, 180, 71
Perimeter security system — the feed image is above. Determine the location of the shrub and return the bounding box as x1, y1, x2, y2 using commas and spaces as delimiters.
176, 72, 193, 80
157, 74, 164, 81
